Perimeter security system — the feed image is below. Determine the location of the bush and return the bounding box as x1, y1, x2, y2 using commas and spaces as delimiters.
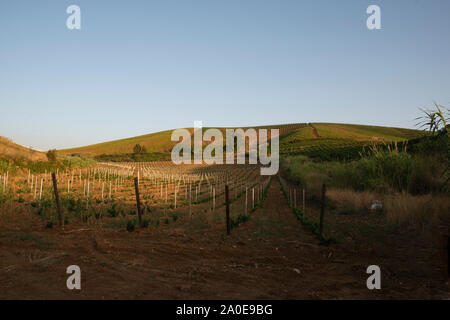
133, 144, 147, 154
141, 219, 150, 228
407, 156, 443, 194
359, 149, 413, 192
126, 220, 136, 232
63, 197, 79, 212
46, 150, 58, 162
107, 204, 119, 217
282, 148, 446, 195
61, 155, 96, 168
230, 213, 250, 229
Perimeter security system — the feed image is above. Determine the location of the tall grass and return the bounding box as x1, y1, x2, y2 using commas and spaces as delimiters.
282, 145, 446, 195
325, 188, 450, 229
384, 193, 450, 228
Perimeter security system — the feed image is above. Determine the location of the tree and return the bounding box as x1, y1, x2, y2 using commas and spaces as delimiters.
46, 149, 58, 162
133, 144, 147, 154
133, 144, 142, 154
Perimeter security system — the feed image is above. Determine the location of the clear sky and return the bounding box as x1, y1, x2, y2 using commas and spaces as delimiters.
1, 0, 449, 151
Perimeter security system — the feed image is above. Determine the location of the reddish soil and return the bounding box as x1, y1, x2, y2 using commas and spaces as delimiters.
309, 124, 320, 139
0, 179, 448, 299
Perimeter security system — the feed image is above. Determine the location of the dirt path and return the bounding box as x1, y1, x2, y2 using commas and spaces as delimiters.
0, 178, 446, 299
309, 124, 320, 138
228, 178, 384, 299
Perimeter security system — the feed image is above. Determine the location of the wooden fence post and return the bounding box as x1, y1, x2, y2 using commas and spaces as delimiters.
252, 187, 254, 209
51, 173, 63, 228
212, 187, 215, 213
225, 185, 230, 235
39, 178, 43, 202
294, 189, 296, 209
302, 189, 305, 215
245, 187, 248, 215
134, 177, 143, 227
319, 183, 326, 235
86, 180, 90, 210
174, 186, 177, 208
189, 183, 192, 219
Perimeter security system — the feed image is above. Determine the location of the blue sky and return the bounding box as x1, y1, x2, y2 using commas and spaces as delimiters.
1, 0, 449, 150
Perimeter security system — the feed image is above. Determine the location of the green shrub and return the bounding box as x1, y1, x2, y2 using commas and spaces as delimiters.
359, 149, 413, 192
407, 156, 444, 194
94, 209, 102, 219
282, 148, 446, 195
46, 150, 57, 162
107, 204, 119, 217
230, 213, 250, 229
63, 197, 80, 212
126, 220, 136, 232
141, 219, 150, 228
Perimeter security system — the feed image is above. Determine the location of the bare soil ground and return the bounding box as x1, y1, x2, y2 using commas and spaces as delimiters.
0, 178, 448, 299
309, 124, 320, 139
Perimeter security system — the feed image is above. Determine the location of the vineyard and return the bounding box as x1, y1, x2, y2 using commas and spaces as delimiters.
280, 138, 370, 160
0, 162, 272, 233
0, 123, 446, 300
0, 160, 447, 299
278, 123, 425, 161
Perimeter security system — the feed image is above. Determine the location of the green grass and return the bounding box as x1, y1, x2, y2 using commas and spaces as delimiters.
60, 124, 307, 156
274, 124, 311, 141
313, 123, 422, 141
280, 123, 424, 160
58, 122, 424, 162
61, 129, 177, 156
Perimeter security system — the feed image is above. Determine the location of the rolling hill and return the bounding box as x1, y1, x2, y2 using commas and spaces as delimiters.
0, 136, 47, 162
59, 123, 425, 161
60, 123, 306, 156
280, 123, 424, 160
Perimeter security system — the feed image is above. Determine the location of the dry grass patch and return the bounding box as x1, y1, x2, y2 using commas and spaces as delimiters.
327, 188, 378, 213
328, 188, 450, 229
0, 136, 46, 161
384, 193, 450, 228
